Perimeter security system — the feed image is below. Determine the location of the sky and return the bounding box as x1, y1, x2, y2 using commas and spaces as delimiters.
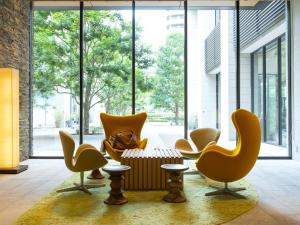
121, 10, 180, 51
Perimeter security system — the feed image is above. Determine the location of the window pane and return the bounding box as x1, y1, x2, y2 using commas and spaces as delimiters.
83, 2, 132, 147
32, 9, 80, 156
240, 0, 288, 157
253, 49, 263, 136
281, 36, 287, 147
135, 1, 184, 148
266, 41, 279, 145
187, 2, 236, 150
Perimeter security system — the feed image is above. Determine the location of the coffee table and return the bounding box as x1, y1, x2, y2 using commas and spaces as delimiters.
120, 148, 183, 190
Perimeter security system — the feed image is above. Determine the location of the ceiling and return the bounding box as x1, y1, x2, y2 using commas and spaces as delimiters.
34, 0, 263, 8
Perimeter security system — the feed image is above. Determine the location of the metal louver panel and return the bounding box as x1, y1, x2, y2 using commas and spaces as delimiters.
205, 22, 221, 73
236, 0, 286, 50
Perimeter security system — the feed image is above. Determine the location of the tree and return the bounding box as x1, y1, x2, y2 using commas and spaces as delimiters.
33, 10, 153, 134
152, 32, 184, 125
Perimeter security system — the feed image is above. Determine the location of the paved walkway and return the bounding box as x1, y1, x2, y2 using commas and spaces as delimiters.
32, 123, 288, 157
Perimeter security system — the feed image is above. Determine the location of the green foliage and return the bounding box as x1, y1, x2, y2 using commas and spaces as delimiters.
34, 11, 80, 99
33, 10, 153, 133
152, 32, 184, 125
33, 10, 185, 130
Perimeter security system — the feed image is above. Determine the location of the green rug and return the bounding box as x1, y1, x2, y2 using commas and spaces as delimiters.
15, 174, 258, 225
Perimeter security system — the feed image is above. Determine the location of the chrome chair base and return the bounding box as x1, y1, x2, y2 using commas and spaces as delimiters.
205, 183, 246, 199
57, 171, 105, 195
57, 183, 105, 195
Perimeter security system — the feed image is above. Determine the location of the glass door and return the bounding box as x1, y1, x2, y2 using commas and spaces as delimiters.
253, 49, 264, 137
243, 0, 289, 157
265, 42, 279, 145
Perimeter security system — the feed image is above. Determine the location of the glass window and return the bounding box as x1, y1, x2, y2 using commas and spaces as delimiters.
32, 8, 80, 156
253, 49, 263, 136
187, 1, 236, 150
265, 41, 279, 145
135, 1, 184, 148
30, 0, 290, 158
216, 73, 221, 129
243, 0, 289, 157
281, 36, 287, 147
83, 1, 132, 148
252, 37, 288, 156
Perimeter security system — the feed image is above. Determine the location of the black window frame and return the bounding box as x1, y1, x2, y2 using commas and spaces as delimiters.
251, 34, 291, 158
29, 0, 292, 159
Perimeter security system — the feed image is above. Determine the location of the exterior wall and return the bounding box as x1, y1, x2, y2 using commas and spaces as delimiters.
187, 10, 216, 131
0, 0, 30, 161
196, 11, 216, 129
187, 10, 201, 130
240, 53, 251, 111
220, 10, 236, 141
292, 0, 300, 160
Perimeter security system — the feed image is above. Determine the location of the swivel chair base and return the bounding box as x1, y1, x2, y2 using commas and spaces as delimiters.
87, 169, 105, 179
205, 182, 246, 199
57, 172, 105, 195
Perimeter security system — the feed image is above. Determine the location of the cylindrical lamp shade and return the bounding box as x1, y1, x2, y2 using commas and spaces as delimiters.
0, 68, 19, 169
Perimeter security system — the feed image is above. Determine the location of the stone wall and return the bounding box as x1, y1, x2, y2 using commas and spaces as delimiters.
0, 0, 31, 161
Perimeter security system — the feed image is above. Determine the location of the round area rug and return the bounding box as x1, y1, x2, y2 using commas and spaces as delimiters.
15, 174, 258, 225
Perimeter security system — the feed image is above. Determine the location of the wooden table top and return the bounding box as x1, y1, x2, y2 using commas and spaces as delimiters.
161, 164, 189, 171
103, 165, 131, 173
121, 148, 183, 159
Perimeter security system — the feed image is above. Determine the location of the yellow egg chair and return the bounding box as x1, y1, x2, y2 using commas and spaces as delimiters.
196, 109, 261, 198
100, 112, 148, 162
58, 130, 108, 195
175, 128, 221, 159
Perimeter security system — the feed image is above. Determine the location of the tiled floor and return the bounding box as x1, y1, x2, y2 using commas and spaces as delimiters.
0, 159, 300, 225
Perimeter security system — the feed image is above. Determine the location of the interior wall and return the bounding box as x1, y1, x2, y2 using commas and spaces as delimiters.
292, 0, 300, 160
0, 0, 31, 161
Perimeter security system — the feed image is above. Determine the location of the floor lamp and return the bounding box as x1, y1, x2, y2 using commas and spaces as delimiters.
0, 68, 28, 174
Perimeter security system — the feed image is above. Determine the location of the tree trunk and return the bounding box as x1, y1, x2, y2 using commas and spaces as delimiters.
106, 97, 111, 114
83, 103, 90, 135
175, 102, 179, 125
84, 79, 92, 135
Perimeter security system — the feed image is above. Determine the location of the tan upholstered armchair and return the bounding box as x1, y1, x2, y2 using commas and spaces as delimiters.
58, 130, 108, 195
175, 128, 221, 159
100, 112, 148, 162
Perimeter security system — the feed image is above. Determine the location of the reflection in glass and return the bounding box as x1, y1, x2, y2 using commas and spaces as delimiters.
253, 49, 263, 138
265, 41, 279, 145
281, 36, 287, 147
252, 36, 288, 155
216, 73, 221, 129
